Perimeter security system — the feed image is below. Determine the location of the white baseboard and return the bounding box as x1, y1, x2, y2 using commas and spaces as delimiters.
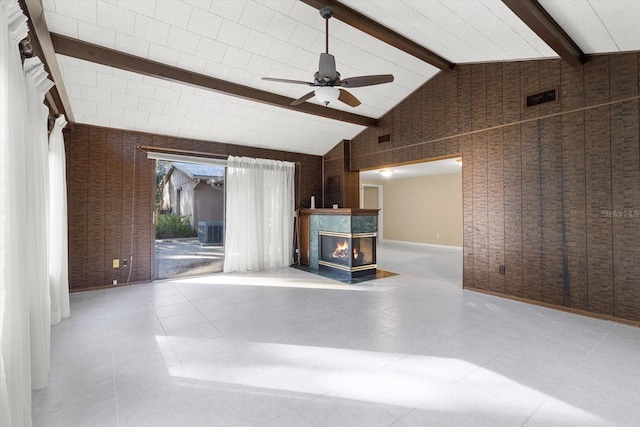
380, 239, 463, 251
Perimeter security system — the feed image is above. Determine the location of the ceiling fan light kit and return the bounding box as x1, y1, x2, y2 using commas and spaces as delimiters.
315, 86, 340, 105
261, 4, 394, 108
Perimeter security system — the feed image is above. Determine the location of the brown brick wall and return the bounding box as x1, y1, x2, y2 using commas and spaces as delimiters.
335, 52, 640, 322
65, 124, 323, 290
322, 140, 359, 208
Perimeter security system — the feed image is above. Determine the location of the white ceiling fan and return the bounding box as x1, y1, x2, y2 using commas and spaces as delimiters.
262, 5, 394, 107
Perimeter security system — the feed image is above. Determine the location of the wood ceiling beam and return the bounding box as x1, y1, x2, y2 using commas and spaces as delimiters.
300, 0, 455, 72
502, 0, 585, 67
50, 33, 379, 128
20, 0, 75, 123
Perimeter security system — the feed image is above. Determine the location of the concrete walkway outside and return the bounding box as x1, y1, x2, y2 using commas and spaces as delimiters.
154, 238, 224, 280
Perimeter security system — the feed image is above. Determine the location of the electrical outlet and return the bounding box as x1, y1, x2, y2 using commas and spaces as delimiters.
436, 233, 440, 239
499, 265, 506, 275
123, 259, 128, 267
112, 280, 118, 285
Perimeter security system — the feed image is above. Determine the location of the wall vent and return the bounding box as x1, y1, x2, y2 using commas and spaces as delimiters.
378, 134, 391, 144
526, 88, 557, 108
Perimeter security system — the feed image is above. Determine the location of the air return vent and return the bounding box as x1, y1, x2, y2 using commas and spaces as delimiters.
378, 134, 391, 144
526, 88, 557, 108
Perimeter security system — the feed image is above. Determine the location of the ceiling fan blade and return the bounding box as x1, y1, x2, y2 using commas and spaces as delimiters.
291, 91, 316, 106
319, 53, 337, 80
338, 89, 361, 107
262, 77, 313, 85
340, 74, 394, 88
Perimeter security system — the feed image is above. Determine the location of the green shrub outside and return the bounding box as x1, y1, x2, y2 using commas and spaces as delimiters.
156, 213, 196, 239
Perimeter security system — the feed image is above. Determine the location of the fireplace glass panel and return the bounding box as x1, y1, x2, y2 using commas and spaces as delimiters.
320, 235, 376, 268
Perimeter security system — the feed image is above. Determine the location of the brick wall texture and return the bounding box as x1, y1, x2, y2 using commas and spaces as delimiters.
65, 125, 322, 290
333, 52, 640, 322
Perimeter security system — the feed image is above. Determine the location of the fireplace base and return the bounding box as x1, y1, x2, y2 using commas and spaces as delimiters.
319, 263, 377, 278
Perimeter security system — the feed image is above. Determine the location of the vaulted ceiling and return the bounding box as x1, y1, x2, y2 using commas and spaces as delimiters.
30, 0, 640, 156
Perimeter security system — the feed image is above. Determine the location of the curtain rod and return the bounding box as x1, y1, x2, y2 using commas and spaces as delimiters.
136, 145, 228, 159
136, 145, 302, 165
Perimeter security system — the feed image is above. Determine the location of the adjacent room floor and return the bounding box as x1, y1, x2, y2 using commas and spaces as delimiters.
34, 260, 640, 426
376, 240, 463, 286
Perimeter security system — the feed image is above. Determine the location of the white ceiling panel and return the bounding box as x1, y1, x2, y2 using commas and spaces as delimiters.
41, 1, 640, 157
540, 0, 640, 53
155, 1, 193, 29
116, 0, 158, 19
44, 0, 437, 119
340, 0, 557, 63
57, 54, 364, 155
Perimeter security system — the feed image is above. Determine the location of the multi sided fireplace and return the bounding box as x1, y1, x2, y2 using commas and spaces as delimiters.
318, 231, 377, 277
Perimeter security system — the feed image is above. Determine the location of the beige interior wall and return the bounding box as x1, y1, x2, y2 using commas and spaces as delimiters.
363, 187, 379, 209
362, 179, 384, 186
363, 174, 462, 247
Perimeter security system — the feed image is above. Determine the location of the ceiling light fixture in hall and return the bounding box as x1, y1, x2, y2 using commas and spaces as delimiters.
379, 169, 394, 178
261, 5, 394, 107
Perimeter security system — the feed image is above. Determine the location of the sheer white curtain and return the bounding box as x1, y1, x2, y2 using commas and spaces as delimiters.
24, 57, 55, 390
223, 156, 295, 273
49, 114, 70, 326
1, 0, 62, 424
1, 0, 33, 425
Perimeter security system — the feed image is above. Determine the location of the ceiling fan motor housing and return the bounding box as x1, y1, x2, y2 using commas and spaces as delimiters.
314, 71, 340, 86
319, 6, 334, 19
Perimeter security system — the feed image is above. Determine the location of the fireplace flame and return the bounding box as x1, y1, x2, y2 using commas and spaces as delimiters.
332, 240, 349, 258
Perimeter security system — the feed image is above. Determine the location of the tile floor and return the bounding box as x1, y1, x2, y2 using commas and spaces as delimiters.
377, 240, 463, 286
33, 244, 640, 426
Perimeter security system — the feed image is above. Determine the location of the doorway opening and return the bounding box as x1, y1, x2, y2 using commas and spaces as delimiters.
359, 157, 463, 285
360, 183, 383, 240
152, 155, 226, 280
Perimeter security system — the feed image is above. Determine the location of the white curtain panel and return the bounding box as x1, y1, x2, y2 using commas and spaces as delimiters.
0, 0, 34, 425
224, 156, 295, 273
24, 57, 55, 390
49, 114, 70, 326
